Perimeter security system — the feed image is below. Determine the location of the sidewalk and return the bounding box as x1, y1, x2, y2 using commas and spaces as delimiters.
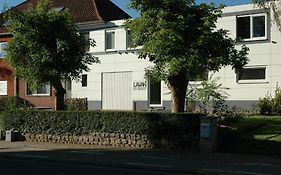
0, 141, 281, 175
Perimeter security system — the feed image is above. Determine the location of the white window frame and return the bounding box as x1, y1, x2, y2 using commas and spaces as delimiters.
237, 66, 268, 84
0, 42, 7, 58
236, 13, 267, 41
105, 30, 116, 51
0, 80, 8, 96
26, 83, 51, 96
148, 80, 163, 107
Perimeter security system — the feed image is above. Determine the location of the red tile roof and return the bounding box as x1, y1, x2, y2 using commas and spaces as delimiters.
0, 0, 131, 34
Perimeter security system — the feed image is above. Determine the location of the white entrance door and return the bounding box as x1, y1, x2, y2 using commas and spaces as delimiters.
102, 72, 132, 110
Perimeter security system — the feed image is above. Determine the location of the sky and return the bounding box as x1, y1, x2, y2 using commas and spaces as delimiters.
0, 0, 251, 18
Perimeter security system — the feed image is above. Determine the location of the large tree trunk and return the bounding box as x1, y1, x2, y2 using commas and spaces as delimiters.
51, 79, 66, 110
168, 74, 188, 113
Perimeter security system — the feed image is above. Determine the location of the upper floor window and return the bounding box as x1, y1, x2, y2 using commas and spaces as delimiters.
26, 83, 51, 96
237, 14, 267, 41
106, 31, 115, 50
127, 30, 133, 49
0, 42, 7, 58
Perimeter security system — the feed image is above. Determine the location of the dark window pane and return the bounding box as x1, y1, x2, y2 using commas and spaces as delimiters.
127, 30, 133, 48
37, 85, 47, 94
253, 16, 265, 37
27, 83, 50, 95
237, 16, 251, 39
82, 74, 87, 87
149, 81, 161, 105
238, 68, 266, 80
106, 32, 115, 50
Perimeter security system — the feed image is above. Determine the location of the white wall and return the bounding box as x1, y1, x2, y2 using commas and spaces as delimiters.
72, 20, 171, 110
214, 4, 281, 102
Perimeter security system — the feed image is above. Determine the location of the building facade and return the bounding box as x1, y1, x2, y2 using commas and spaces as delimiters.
0, 0, 130, 109
71, 20, 172, 111
1, 1, 280, 111
213, 4, 281, 110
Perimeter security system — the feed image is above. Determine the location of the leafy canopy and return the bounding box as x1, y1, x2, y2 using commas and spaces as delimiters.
5, 0, 98, 88
253, 0, 281, 32
126, 0, 249, 82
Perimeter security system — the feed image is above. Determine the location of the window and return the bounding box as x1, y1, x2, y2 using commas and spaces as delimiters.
82, 74, 87, 87
81, 32, 90, 52
0, 80, 8, 96
26, 83, 51, 96
127, 30, 133, 49
237, 14, 267, 41
237, 67, 266, 81
0, 42, 7, 58
106, 31, 115, 50
148, 80, 162, 105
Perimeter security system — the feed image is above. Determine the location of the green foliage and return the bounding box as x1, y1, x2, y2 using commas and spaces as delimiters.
65, 98, 88, 111
4, 0, 98, 109
257, 86, 281, 115
126, 0, 249, 112
214, 110, 244, 125
258, 94, 273, 115
273, 88, 281, 115
186, 75, 229, 112
253, 0, 281, 32
0, 110, 202, 137
0, 96, 32, 111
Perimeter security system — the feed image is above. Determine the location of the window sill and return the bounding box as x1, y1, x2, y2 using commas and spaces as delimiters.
149, 104, 163, 107
236, 38, 268, 44
237, 80, 268, 84
105, 49, 116, 53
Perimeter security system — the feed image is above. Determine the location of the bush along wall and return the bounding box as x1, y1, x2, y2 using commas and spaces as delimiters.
0, 110, 202, 149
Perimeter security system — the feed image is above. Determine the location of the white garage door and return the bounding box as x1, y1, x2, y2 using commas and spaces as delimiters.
102, 72, 132, 110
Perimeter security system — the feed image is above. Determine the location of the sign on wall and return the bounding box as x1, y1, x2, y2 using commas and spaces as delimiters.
133, 81, 147, 90
0, 81, 7, 96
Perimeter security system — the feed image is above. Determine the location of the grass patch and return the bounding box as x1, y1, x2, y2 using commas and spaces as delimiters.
220, 115, 281, 157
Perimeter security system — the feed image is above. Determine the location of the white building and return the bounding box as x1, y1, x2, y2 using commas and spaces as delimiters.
71, 3, 281, 111
72, 20, 172, 111
213, 3, 281, 110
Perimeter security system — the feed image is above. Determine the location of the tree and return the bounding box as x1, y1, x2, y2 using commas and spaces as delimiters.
5, 0, 98, 110
186, 74, 229, 113
253, 0, 281, 31
126, 0, 249, 112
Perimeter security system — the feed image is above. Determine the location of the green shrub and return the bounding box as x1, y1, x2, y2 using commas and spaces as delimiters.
0, 96, 32, 111
214, 110, 244, 125
273, 88, 281, 115
257, 95, 273, 115
0, 110, 202, 138
65, 98, 88, 111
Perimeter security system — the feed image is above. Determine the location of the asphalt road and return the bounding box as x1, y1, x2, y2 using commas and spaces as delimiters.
0, 158, 191, 175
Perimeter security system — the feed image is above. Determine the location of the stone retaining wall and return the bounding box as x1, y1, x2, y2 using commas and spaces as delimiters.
24, 133, 197, 149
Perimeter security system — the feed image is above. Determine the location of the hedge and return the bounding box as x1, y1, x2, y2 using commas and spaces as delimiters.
0, 110, 202, 137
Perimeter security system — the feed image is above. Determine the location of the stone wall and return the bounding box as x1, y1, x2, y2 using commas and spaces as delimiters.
24, 132, 198, 149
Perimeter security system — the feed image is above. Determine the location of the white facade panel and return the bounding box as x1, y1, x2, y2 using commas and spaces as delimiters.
90, 30, 105, 52
102, 71, 132, 110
